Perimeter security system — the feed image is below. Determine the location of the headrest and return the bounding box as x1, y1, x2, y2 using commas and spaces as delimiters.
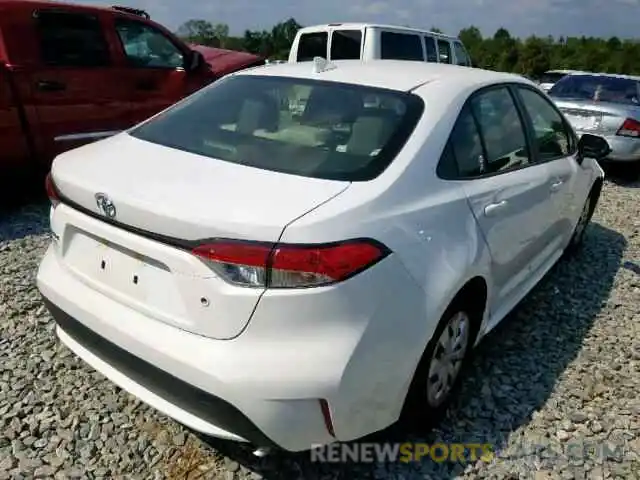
301, 87, 363, 125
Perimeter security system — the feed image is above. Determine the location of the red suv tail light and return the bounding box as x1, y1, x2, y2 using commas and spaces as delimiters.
45, 172, 60, 207
616, 118, 640, 138
192, 239, 390, 288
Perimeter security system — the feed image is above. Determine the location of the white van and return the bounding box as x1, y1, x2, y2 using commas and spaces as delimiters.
288, 23, 472, 67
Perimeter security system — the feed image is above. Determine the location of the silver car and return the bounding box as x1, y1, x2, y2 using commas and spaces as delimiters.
549, 72, 640, 166
537, 69, 586, 92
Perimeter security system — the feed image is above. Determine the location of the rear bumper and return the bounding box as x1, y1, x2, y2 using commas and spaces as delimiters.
576, 130, 640, 163
42, 296, 277, 448
37, 239, 427, 451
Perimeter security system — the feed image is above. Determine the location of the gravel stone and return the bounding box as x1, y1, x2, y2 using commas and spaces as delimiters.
1, 174, 639, 478
33, 465, 57, 478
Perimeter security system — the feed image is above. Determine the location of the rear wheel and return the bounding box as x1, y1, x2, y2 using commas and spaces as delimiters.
400, 300, 478, 429
425, 311, 471, 407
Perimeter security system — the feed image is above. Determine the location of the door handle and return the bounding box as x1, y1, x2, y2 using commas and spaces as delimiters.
550, 180, 564, 191
484, 200, 508, 217
37, 80, 66, 92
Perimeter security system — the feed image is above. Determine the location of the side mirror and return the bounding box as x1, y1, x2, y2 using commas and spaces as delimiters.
187, 50, 205, 72
577, 134, 611, 162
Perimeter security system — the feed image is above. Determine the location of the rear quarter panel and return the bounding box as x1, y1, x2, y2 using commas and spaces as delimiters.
276, 90, 494, 438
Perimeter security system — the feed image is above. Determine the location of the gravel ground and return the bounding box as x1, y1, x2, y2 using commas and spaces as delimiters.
1, 173, 639, 479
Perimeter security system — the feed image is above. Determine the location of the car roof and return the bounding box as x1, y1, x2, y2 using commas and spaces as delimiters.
297, 23, 459, 41
566, 71, 640, 82
0, 0, 147, 18
544, 69, 586, 75
237, 60, 531, 92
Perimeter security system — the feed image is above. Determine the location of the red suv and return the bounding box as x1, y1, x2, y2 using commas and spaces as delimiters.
0, 1, 264, 191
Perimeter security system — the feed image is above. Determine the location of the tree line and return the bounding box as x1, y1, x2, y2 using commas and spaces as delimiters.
176, 19, 640, 78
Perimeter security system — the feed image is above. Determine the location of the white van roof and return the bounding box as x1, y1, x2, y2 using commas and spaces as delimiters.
297, 23, 460, 41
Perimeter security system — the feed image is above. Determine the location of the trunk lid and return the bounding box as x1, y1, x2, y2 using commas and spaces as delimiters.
50, 133, 350, 339
553, 98, 640, 136
52, 133, 349, 242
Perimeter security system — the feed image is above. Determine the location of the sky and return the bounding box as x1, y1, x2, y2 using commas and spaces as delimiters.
71, 0, 640, 40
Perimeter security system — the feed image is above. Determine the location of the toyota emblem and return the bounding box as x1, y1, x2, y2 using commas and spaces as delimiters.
95, 193, 116, 219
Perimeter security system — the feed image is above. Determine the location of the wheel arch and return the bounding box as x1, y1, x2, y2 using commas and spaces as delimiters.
444, 275, 489, 343
398, 274, 489, 424
589, 176, 604, 215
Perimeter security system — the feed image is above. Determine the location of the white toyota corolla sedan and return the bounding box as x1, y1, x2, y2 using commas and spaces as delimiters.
37, 59, 610, 453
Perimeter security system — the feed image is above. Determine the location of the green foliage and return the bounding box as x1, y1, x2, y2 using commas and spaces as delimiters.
176, 18, 301, 60
456, 26, 640, 77
176, 20, 219, 46
175, 20, 640, 76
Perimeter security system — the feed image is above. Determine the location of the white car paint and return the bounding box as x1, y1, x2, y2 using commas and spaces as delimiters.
37, 60, 604, 452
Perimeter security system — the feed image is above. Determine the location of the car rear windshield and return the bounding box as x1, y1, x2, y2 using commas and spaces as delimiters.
129, 75, 425, 181
549, 74, 640, 105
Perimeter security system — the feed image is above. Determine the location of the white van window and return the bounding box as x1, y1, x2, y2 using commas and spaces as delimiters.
331, 30, 362, 60
297, 32, 328, 61
380, 31, 423, 61
424, 36, 438, 62
453, 42, 470, 66
437, 39, 452, 64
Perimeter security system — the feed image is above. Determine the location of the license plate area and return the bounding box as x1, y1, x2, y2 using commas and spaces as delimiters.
62, 228, 169, 303
63, 227, 177, 303
55, 217, 265, 339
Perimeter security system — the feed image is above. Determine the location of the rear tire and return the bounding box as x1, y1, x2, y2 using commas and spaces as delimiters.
400, 299, 478, 430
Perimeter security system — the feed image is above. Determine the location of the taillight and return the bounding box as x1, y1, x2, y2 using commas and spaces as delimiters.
192, 241, 272, 287
616, 118, 640, 138
192, 238, 390, 288
45, 172, 60, 207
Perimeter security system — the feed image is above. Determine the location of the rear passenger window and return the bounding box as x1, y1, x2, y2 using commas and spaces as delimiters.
297, 32, 328, 61
424, 36, 438, 62
380, 32, 423, 61
453, 42, 470, 66
437, 39, 452, 64
448, 105, 486, 177
35, 10, 110, 67
331, 30, 362, 60
471, 88, 530, 173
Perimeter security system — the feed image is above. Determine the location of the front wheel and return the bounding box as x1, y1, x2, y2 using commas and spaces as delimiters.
565, 189, 596, 254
